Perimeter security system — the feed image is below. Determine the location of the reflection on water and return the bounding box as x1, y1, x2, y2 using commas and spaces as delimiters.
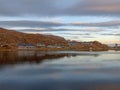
0, 51, 120, 90
0, 51, 70, 65
0, 51, 99, 65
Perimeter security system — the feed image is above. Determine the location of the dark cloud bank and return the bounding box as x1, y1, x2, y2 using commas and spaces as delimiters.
0, 0, 120, 17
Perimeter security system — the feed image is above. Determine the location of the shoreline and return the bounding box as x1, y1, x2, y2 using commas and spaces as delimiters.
0, 48, 118, 52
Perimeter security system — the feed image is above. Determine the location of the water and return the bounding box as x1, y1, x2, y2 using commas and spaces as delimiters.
0, 51, 120, 90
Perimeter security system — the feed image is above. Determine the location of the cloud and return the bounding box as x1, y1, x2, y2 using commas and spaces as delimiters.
101, 33, 120, 36
0, 20, 120, 29
15, 27, 104, 33
0, 0, 120, 17
0, 20, 64, 28
70, 20, 120, 27
57, 32, 99, 36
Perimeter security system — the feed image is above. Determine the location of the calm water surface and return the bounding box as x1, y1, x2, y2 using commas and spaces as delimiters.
0, 51, 120, 90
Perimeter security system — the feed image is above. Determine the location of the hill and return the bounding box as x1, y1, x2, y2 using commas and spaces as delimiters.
68, 41, 109, 51
0, 27, 110, 51
0, 27, 68, 49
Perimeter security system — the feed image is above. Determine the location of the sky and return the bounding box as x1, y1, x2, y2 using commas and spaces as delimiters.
0, 0, 120, 44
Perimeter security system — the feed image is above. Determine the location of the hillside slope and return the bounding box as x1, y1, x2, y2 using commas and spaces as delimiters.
0, 28, 68, 48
